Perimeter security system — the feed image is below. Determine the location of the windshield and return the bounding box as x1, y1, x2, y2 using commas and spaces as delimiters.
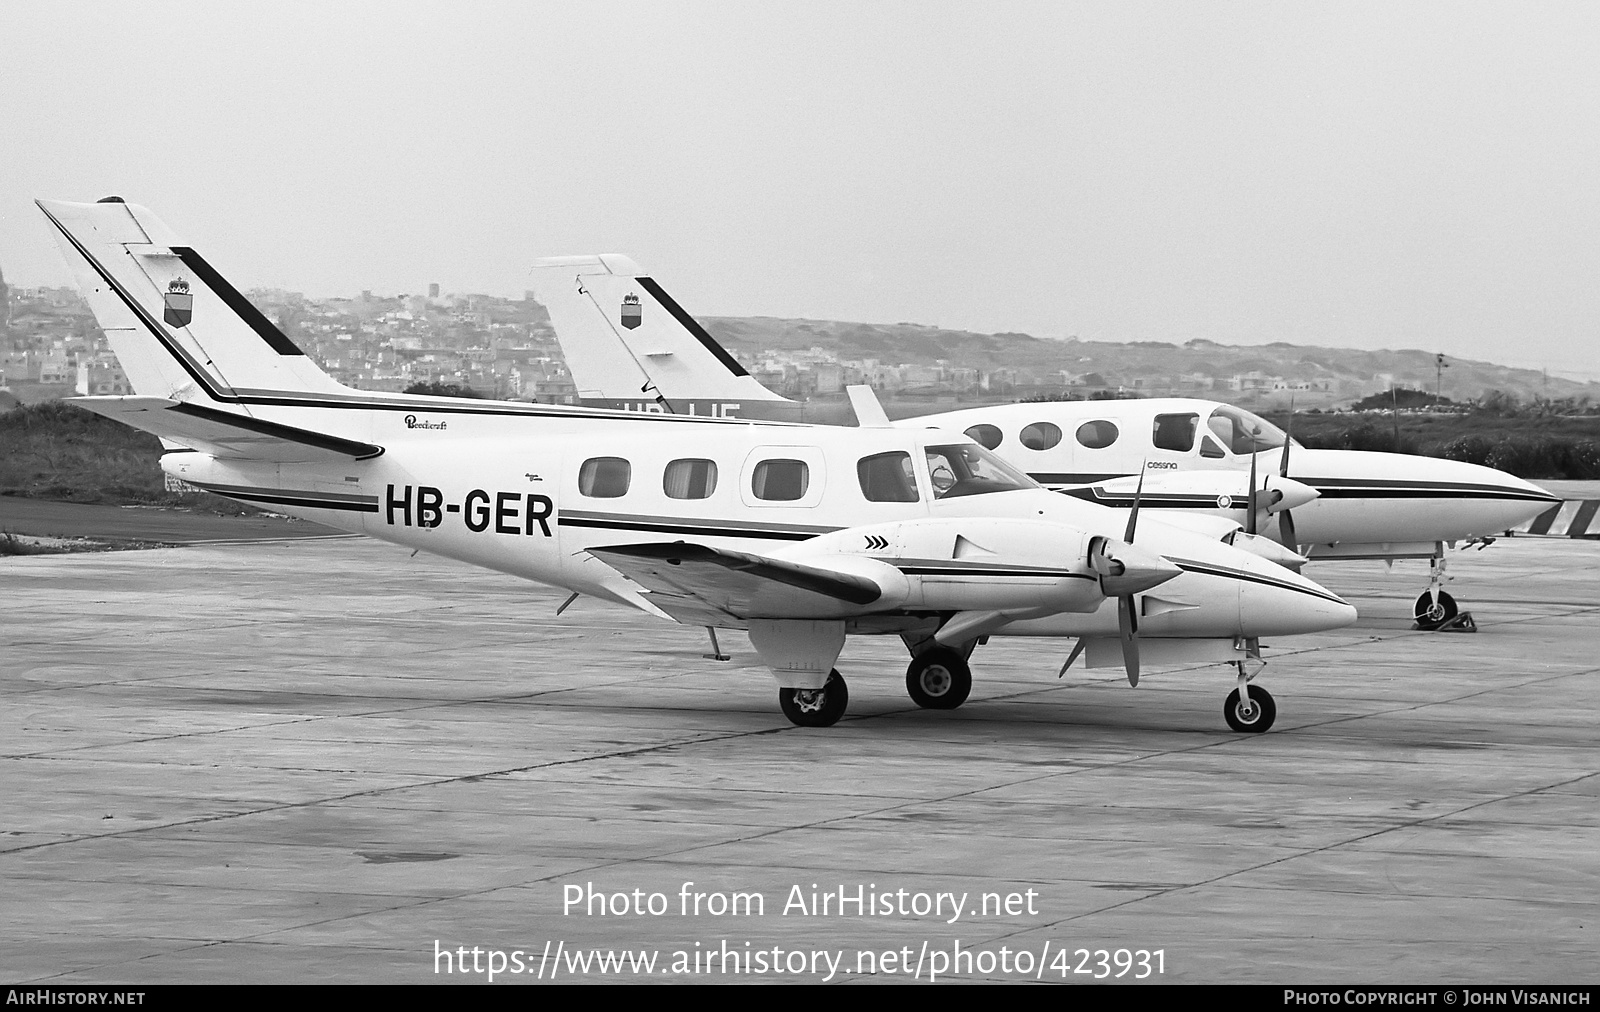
923, 443, 1038, 499
1206, 405, 1297, 455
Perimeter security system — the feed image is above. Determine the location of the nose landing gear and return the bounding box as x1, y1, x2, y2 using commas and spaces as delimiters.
1413, 546, 1475, 631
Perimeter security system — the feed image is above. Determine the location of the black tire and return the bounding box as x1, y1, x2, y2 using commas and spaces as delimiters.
1224, 685, 1276, 733
778, 670, 849, 727
905, 647, 972, 710
1413, 590, 1458, 629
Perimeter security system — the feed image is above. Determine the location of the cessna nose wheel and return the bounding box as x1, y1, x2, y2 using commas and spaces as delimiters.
905, 647, 973, 710
778, 670, 849, 727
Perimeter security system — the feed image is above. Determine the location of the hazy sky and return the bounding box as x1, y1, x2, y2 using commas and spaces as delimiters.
3, 1, 1598, 379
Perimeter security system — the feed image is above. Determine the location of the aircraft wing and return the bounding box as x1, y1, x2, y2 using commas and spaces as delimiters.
587, 542, 888, 627
69, 396, 384, 462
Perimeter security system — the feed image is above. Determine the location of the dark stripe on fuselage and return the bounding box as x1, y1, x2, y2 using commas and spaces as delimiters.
898, 565, 1096, 580
635, 277, 751, 378
184, 480, 379, 513
1031, 473, 1130, 485
1298, 477, 1556, 503
1043, 471, 1555, 506
1167, 558, 1346, 606
558, 514, 836, 542
170, 246, 306, 356
1062, 488, 1237, 510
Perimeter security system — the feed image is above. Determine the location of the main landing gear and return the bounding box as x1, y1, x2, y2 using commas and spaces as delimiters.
905, 647, 973, 710
778, 670, 849, 728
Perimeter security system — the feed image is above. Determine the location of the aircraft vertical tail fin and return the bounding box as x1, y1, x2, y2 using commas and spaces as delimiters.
528, 254, 790, 406
36, 198, 349, 402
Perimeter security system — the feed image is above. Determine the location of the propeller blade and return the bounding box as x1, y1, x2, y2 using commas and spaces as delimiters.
1124, 463, 1147, 543
1118, 595, 1140, 687
1277, 508, 1299, 551
1246, 444, 1259, 536
1279, 398, 1295, 478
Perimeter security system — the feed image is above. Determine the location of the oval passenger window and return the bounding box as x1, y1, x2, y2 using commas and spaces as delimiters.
964, 424, 1002, 450
1075, 420, 1119, 449
1018, 422, 1062, 451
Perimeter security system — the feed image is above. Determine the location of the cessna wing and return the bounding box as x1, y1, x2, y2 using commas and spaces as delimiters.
69, 396, 384, 462
588, 542, 897, 627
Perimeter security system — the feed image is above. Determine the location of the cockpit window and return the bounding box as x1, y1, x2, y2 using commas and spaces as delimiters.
1152, 413, 1198, 452
1206, 405, 1293, 454
923, 443, 1037, 499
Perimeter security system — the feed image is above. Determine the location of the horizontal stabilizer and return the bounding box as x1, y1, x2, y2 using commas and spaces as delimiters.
68, 396, 384, 462
588, 542, 886, 627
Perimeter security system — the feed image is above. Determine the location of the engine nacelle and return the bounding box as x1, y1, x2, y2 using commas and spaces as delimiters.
776, 517, 1121, 615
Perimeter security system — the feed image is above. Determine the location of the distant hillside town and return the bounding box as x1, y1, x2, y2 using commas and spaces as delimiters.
3, 267, 1596, 411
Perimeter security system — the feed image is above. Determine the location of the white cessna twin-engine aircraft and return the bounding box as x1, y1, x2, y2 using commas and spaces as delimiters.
528, 255, 1558, 629
39, 198, 1358, 732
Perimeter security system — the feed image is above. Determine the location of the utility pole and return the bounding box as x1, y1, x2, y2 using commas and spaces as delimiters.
1435, 352, 1449, 408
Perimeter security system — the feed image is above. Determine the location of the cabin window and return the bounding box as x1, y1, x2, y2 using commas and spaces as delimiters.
578, 456, 632, 498
664, 458, 718, 499
1075, 420, 1118, 449
964, 424, 1003, 450
752, 459, 810, 501
1018, 421, 1062, 451
1152, 413, 1198, 452
857, 451, 919, 503
1200, 435, 1227, 459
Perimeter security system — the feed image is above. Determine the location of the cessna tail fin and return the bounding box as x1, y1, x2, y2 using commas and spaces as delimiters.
36, 198, 348, 402
528, 254, 789, 406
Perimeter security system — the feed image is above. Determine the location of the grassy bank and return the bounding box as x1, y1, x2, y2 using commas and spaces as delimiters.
0, 402, 258, 512
1257, 410, 1600, 479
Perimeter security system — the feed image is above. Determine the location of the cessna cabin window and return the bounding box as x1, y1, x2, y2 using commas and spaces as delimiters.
1206, 405, 1292, 455
1200, 435, 1227, 459
664, 458, 718, 500
1018, 421, 1062, 451
579, 456, 632, 498
1151, 413, 1198, 452
1075, 420, 1119, 449
857, 451, 920, 503
752, 459, 810, 502
923, 443, 1036, 499
964, 424, 1003, 450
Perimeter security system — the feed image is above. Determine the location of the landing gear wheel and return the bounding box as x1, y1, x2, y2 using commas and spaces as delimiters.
1224, 685, 1276, 733
1413, 590, 1458, 630
779, 670, 849, 727
905, 647, 972, 710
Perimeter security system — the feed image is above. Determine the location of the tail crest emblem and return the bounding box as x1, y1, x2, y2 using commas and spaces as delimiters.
163, 277, 193, 327
620, 292, 641, 330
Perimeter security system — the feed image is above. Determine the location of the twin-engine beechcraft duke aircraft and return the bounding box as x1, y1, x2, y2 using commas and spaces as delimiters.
39, 197, 1359, 732
528, 255, 1559, 630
